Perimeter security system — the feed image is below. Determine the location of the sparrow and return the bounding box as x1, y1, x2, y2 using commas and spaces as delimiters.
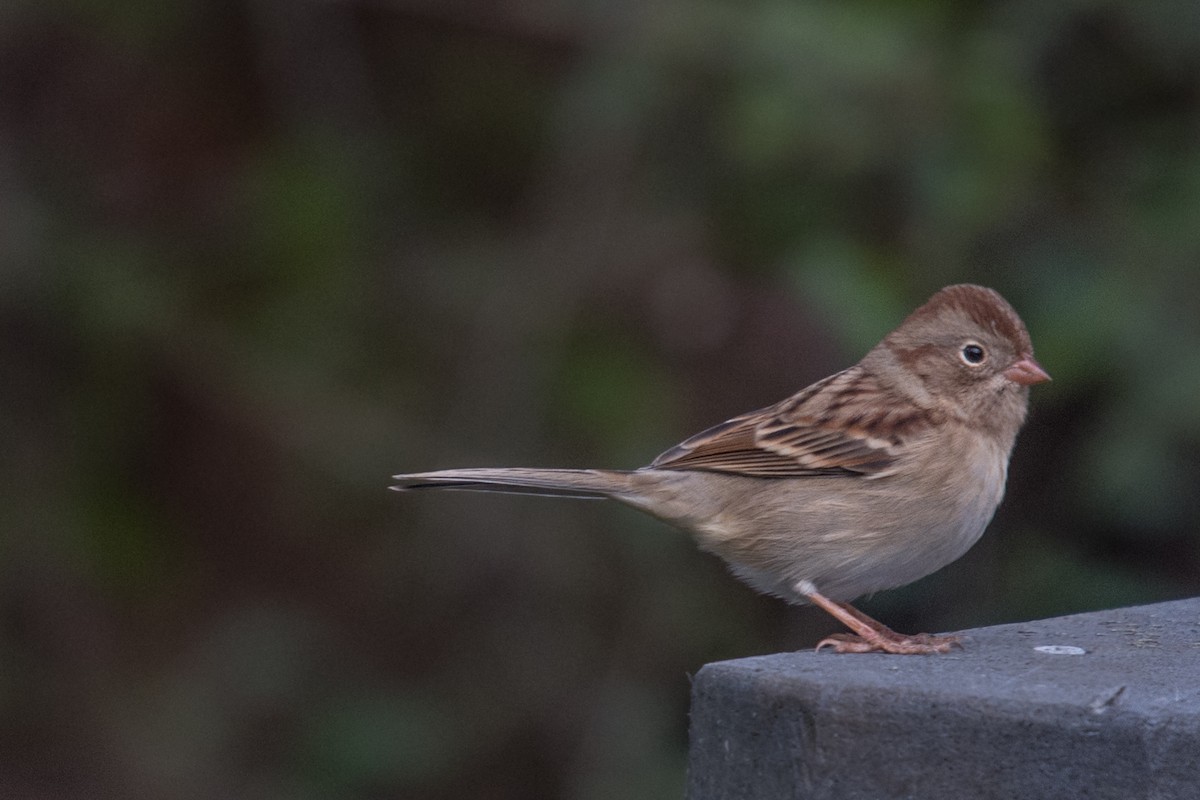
392, 284, 1050, 654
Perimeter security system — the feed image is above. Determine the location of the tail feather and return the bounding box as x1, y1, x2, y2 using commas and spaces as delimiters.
390, 468, 633, 499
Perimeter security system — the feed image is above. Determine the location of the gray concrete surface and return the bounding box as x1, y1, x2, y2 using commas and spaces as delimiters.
686, 598, 1200, 800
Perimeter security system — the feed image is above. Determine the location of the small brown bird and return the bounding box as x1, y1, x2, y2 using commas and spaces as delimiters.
393, 284, 1049, 654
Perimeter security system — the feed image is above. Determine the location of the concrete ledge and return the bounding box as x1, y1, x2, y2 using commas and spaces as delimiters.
686, 598, 1200, 800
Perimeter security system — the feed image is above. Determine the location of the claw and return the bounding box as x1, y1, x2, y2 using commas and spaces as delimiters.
815, 631, 962, 655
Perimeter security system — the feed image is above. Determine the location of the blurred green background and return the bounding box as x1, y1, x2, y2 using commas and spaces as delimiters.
3, 1, 1200, 798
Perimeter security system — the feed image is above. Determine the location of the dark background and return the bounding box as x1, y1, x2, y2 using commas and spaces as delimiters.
3, 2, 1199, 798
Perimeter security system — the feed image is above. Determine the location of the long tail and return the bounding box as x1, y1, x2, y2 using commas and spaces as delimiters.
390, 468, 635, 500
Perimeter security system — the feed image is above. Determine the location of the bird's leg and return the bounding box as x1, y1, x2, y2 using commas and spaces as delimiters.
833, 601, 901, 636
793, 581, 961, 655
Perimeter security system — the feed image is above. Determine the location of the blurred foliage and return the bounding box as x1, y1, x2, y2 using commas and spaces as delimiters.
2, 0, 1200, 798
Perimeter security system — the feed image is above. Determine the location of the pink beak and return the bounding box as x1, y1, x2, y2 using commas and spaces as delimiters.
1004, 356, 1051, 386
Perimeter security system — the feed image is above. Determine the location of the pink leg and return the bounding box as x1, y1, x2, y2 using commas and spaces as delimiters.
795, 582, 961, 655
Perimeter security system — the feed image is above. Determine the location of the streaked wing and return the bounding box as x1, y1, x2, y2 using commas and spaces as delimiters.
649, 367, 935, 478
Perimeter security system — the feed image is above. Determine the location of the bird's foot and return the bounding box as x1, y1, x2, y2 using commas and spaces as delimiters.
815, 631, 962, 655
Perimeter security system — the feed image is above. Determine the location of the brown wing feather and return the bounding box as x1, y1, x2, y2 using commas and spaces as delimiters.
649, 367, 937, 478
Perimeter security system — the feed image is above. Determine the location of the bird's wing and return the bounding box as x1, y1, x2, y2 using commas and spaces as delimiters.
649, 368, 935, 478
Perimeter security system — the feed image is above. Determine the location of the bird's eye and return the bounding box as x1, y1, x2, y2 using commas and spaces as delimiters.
960, 343, 986, 365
